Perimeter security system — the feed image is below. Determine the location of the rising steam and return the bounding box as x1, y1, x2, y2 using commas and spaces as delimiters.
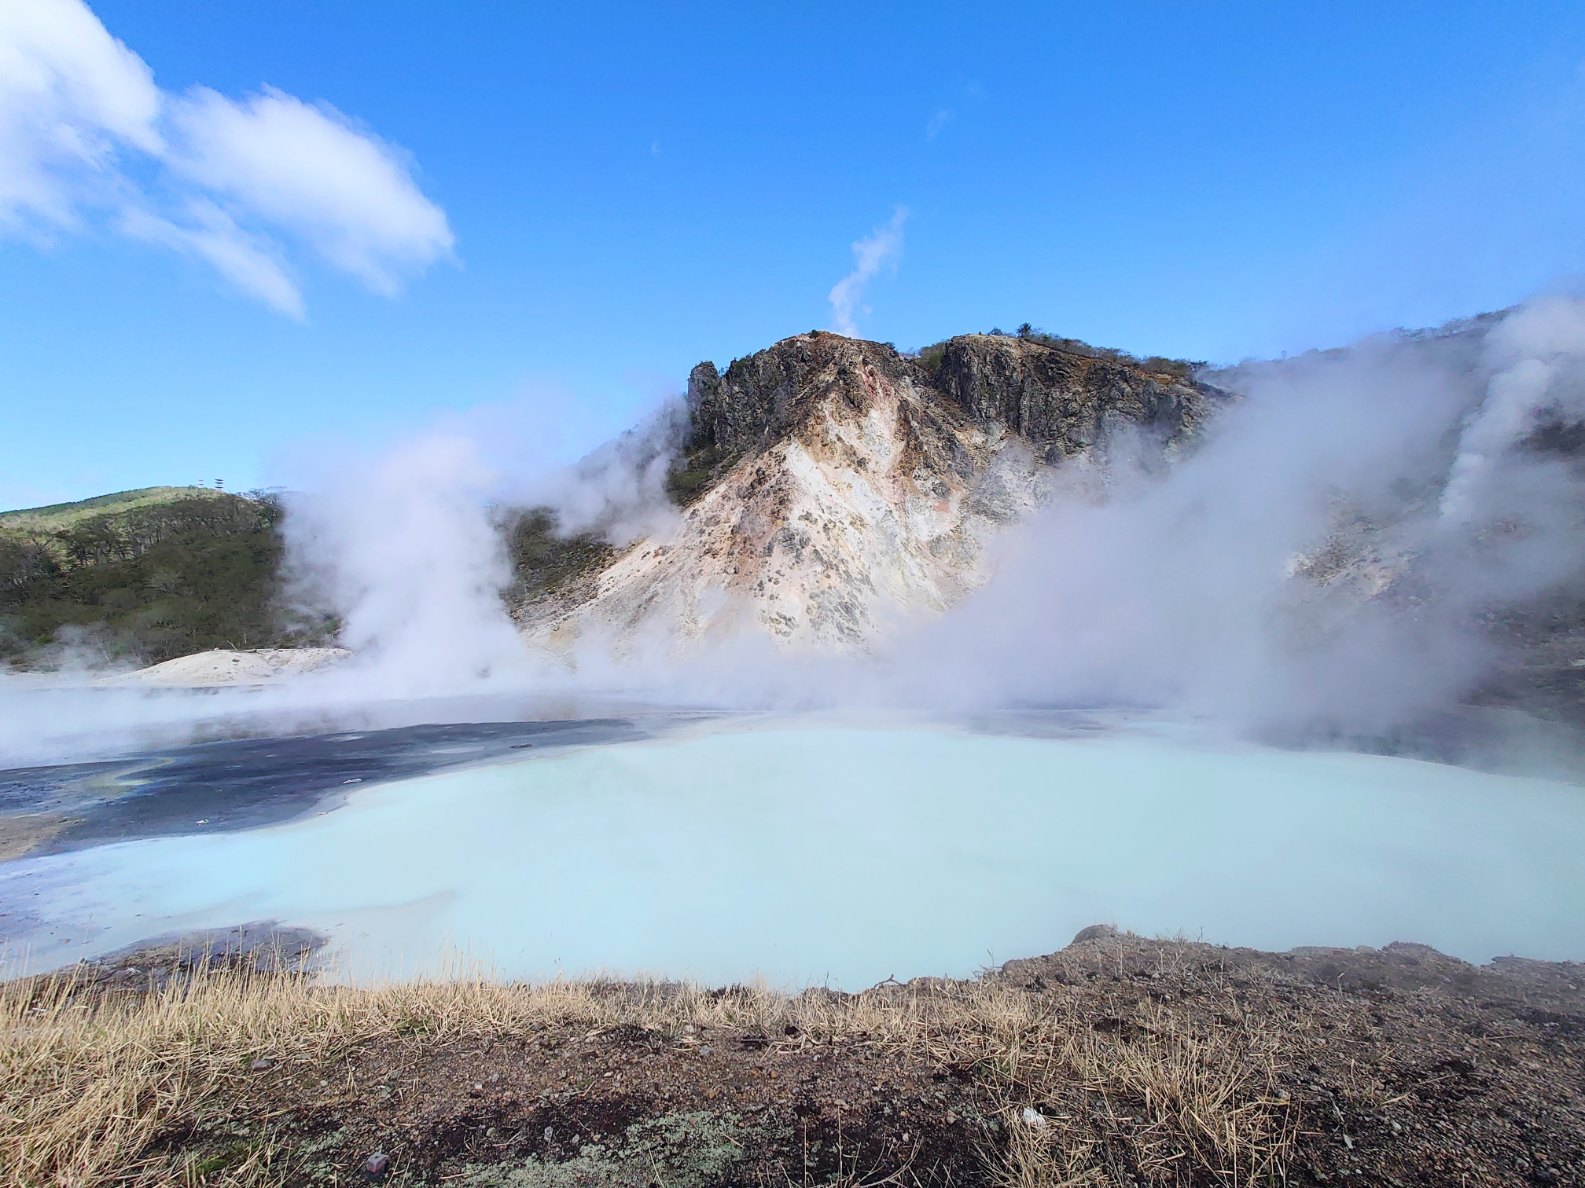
829, 207, 908, 338
281, 432, 530, 697
3, 298, 1582, 767
273, 396, 688, 700
883, 298, 1585, 736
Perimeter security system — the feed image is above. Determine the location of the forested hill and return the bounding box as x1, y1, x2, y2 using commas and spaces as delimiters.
0, 488, 613, 670
0, 488, 298, 666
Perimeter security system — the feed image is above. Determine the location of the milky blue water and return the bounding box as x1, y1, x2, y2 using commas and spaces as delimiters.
3, 718, 1582, 986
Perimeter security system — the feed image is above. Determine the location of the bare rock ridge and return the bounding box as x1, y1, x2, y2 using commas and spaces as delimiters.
931, 333, 1213, 458
686, 331, 1217, 467
520, 332, 1223, 656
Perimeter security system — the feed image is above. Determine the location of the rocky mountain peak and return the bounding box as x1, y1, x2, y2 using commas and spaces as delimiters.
685, 331, 1218, 476
685, 332, 916, 464
932, 333, 1217, 460
521, 329, 1223, 657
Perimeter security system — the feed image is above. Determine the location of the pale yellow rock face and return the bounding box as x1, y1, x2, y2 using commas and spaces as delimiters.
522, 338, 1046, 660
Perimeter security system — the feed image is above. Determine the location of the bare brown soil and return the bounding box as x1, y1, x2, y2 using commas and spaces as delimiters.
5, 927, 1582, 1186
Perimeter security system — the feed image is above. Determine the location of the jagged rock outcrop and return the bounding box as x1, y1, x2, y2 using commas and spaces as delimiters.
688, 333, 1215, 467
517, 331, 1222, 658
933, 334, 1213, 459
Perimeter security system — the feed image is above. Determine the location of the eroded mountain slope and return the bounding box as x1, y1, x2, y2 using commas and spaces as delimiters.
518, 331, 1218, 655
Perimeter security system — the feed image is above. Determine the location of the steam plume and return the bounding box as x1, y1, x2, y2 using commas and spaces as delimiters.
828, 207, 907, 338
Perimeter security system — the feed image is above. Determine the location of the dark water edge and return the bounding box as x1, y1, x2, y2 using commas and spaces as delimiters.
963, 700, 1585, 783
0, 713, 711, 859
1258, 703, 1585, 783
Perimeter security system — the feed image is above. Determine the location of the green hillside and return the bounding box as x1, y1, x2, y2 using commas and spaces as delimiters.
0, 489, 307, 666
0, 486, 230, 531
0, 487, 615, 669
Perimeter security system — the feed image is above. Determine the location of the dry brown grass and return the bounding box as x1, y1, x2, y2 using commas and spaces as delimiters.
0, 960, 1299, 1187
981, 1005, 1298, 1187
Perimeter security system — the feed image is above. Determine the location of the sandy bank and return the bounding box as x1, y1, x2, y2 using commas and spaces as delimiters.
98, 647, 353, 687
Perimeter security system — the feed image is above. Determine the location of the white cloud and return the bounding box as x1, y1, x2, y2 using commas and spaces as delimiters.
0, 0, 160, 228
828, 206, 908, 338
0, 0, 453, 314
926, 108, 953, 139
166, 87, 454, 295
119, 200, 305, 319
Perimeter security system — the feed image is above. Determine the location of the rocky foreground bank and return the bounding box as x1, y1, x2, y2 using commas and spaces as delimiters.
4, 927, 1582, 1187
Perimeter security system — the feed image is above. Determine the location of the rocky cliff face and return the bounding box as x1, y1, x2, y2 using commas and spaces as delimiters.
687, 333, 1214, 466
934, 334, 1213, 460
517, 331, 1222, 657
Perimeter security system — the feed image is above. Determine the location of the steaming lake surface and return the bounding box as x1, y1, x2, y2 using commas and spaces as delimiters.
2, 715, 1583, 986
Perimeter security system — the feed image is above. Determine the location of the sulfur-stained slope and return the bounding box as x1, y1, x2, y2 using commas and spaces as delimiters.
518, 331, 1217, 657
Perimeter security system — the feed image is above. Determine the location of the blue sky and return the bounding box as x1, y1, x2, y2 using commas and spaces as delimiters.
4, 1, 1585, 507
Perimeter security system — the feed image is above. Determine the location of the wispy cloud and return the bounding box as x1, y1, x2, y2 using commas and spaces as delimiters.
828, 206, 908, 339
119, 200, 305, 319
926, 108, 953, 139
0, 0, 453, 316
0, 0, 162, 230
165, 86, 454, 297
